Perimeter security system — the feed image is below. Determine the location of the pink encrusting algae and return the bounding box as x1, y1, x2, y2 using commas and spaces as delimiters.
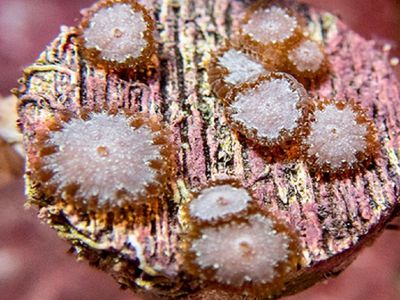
28, 111, 175, 211
78, 0, 156, 71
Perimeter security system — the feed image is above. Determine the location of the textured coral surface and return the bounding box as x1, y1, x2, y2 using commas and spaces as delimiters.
1, 0, 400, 299
1, 0, 398, 95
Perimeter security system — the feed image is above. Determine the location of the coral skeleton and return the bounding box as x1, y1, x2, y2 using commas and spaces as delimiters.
184, 212, 300, 296
29, 111, 174, 210
225, 72, 309, 148
78, 0, 156, 71
208, 46, 267, 99
304, 100, 379, 175
188, 181, 253, 222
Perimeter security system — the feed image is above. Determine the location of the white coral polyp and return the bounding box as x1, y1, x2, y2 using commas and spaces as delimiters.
189, 184, 252, 221
306, 104, 368, 169
191, 214, 290, 285
43, 112, 161, 205
243, 6, 298, 44
288, 40, 324, 72
218, 49, 266, 85
231, 77, 302, 140
83, 3, 148, 62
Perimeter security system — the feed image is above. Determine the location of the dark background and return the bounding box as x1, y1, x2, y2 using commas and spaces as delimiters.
0, 1, 399, 299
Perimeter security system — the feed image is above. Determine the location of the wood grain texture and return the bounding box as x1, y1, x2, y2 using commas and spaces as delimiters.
15, 0, 400, 298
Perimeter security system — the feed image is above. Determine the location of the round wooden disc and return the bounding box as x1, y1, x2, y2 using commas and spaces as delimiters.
16, 0, 400, 299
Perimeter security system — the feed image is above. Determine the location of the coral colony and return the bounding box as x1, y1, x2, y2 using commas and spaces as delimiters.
241, 1, 301, 50
286, 39, 326, 78
78, 0, 156, 71
190, 215, 292, 286
209, 1, 379, 173
21, 0, 381, 298
187, 180, 253, 222
182, 182, 300, 296
304, 100, 379, 174
208, 46, 267, 99
30, 111, 174, 211
183, 212, 299, 297
225, 73, 308, 148
239, 2, 303, 68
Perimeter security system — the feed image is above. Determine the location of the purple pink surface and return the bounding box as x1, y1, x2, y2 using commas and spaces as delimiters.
0, 0, 400, 299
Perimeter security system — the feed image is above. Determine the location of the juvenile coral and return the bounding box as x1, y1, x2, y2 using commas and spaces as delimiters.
187, 180, 254, 223
78, 0, 156, 72
28, 111, 175, 211
225, 72, 309, 149
183, 211, 300, 296
208, 45, 268, 99
286, 39, 327, 80
239, 2, 303, 67
304, 99, 379, 175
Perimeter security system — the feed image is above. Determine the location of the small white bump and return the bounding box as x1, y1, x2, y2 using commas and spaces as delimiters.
189, 184, 252, 221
